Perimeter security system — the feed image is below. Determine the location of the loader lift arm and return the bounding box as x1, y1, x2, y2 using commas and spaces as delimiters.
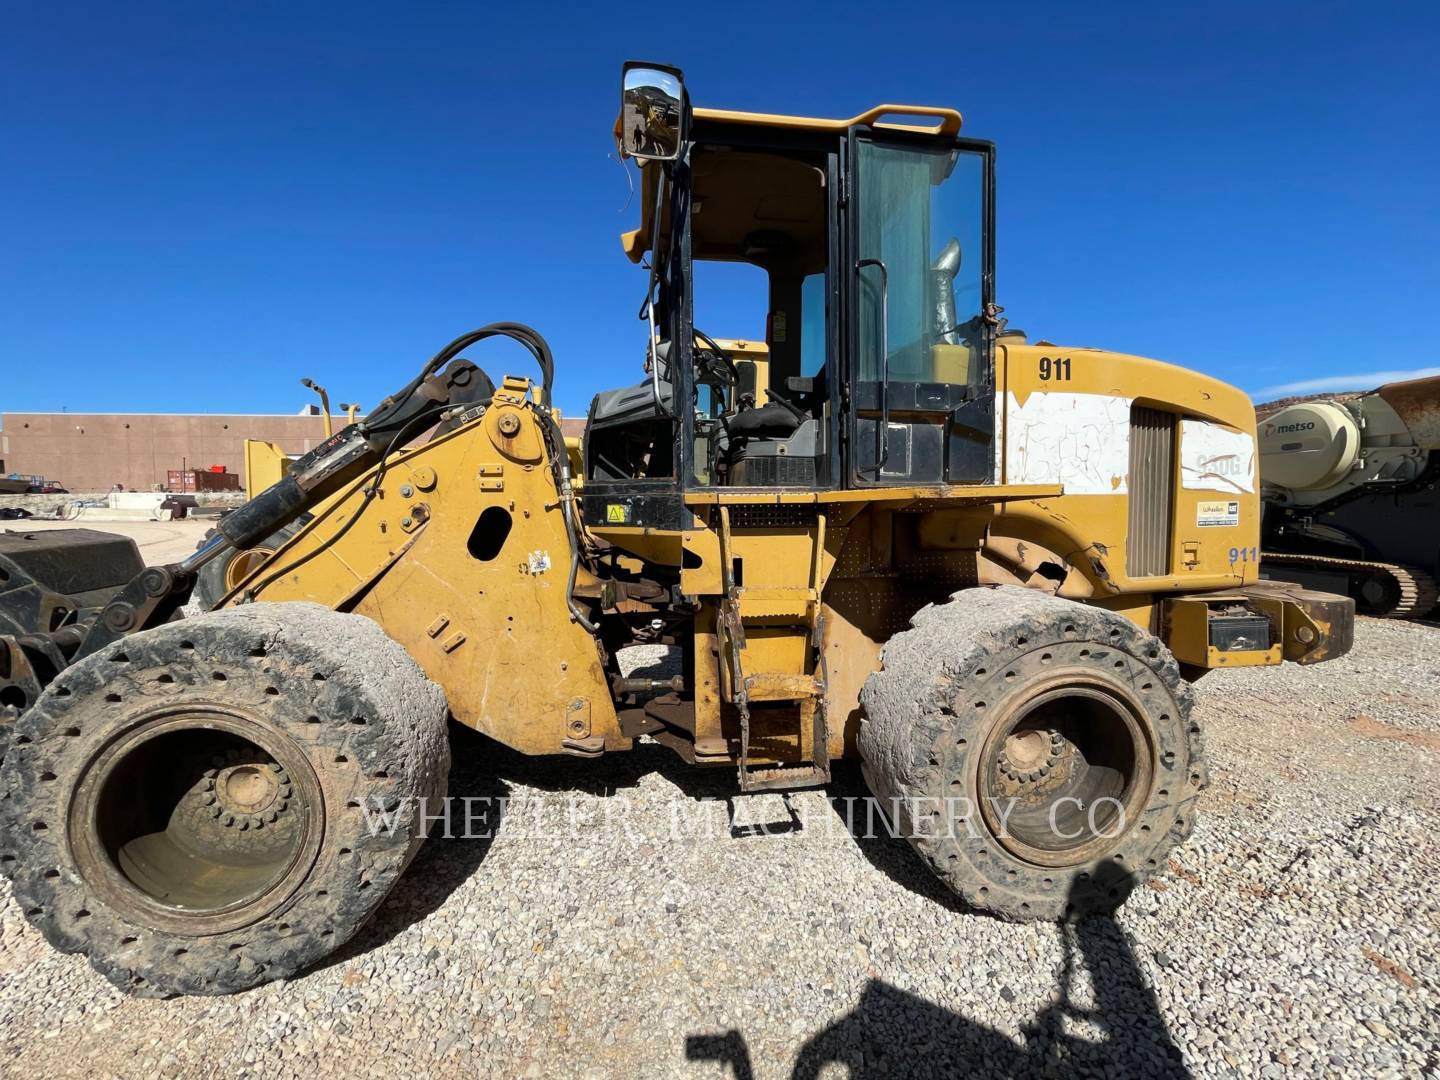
0, 323, 570, 714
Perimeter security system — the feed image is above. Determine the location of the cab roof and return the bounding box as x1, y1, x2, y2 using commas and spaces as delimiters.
692, 103, 961, 137
617, 104, 964, 262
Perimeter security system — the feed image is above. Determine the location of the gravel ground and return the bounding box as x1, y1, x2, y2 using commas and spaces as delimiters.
2, 616, 1437, 1078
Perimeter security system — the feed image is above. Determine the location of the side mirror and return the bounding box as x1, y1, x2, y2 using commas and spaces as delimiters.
620, 61, 687, 162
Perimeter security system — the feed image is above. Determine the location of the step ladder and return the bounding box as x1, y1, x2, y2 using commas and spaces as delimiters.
716, 506, 831, 792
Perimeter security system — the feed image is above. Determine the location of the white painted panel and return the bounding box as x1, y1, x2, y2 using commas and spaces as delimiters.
1002, 392, 1133, 494
1180, 420, 1256, 493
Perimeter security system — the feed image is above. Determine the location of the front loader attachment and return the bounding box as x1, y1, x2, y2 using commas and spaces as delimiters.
0, 528, 144, 713
0, 323, 564, 722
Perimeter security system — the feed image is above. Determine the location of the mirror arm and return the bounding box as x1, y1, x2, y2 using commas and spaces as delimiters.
645, 298, 667, 418
642, 165, 676, 421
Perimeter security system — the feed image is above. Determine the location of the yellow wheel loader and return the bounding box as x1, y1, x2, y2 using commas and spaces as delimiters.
0, 62, 1353, 996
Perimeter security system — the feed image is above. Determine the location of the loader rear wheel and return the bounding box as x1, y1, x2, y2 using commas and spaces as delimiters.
0, 602, 449, 996
859, 586, 1207, 920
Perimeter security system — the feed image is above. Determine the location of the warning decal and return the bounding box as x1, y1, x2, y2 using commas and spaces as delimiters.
606, 503, 630, 524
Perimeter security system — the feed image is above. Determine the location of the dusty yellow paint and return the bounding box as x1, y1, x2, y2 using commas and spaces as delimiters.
995, 338, 1263, 596
221, 361, 1334, 769
223, 383, 620, 756
242, 440, 291, 501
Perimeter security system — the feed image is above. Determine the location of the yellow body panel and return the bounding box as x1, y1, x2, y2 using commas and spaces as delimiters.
216, 353, 1335, 767
994, 339, 1263, 595
224, 380, 620, 756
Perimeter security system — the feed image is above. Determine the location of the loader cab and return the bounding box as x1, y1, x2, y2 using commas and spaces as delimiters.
584, 63, 996, 530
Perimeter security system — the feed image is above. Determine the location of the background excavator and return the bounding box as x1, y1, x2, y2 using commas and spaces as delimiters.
1258, 374, 1439, 618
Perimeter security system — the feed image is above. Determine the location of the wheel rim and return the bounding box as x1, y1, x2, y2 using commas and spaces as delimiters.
69, 705, 324, 935
225, 548, 274, 592
977, 673, 1156, 868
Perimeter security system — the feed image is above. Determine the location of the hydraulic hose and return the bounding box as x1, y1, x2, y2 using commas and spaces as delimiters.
535, 404, 598, 634
224, 324, 557, 599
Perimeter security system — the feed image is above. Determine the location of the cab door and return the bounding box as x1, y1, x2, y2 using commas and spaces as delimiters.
845, 130, 996, 486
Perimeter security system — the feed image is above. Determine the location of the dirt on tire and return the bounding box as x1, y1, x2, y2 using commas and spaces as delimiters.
859, 585, 1207, 920
0, 602, 449, 996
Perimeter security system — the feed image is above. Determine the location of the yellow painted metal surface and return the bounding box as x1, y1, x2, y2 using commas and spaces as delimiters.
681, 484, 1063, 508
994, 339, 1263, 596
1164, 596, 1282, 668
242, 440, 292, 501
587, 333, 1284, 768
693, 103, 962, 136
220, 367, 1335, 766
224, 378, 620, 756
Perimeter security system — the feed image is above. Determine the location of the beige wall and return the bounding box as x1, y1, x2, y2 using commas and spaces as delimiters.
1, 413, 336, 493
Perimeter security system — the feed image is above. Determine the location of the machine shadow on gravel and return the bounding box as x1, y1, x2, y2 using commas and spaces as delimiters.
822, 761, 970, 913
686, 878, 1187, 1078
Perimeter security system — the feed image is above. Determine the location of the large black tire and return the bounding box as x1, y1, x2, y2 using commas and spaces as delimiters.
191, 522, 306, 611
859, 586, 1207, 920
0, 602, 449, 996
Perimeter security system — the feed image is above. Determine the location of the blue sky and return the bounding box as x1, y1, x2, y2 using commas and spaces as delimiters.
2, 2, 1437, 419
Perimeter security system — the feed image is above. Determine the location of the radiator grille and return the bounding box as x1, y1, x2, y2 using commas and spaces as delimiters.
1127, 406, 1175, 577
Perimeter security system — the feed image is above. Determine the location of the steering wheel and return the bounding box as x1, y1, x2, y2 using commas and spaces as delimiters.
692, 327, 739, 385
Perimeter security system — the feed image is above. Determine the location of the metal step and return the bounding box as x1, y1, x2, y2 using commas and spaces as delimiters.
738, 759, 830, 792
743, 672, 823, 702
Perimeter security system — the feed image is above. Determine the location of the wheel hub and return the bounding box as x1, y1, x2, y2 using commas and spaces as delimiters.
198, 748, 293, 829
977, 674, 1156, 868
996, 728, 1067, 787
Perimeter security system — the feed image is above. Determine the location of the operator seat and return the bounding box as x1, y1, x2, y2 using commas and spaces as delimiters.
727, 401, 801, 439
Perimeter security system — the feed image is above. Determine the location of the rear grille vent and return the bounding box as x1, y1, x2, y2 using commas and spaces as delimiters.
1127, 406, 1175, 577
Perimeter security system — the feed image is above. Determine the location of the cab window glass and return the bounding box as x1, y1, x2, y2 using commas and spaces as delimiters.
855, 142, 985, 386
799, 272, 826, 377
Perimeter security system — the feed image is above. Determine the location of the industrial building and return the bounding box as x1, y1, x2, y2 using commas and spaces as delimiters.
0, 411, 336, 493
1, 411, 590, 494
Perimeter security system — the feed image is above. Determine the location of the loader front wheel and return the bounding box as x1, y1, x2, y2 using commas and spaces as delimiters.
191, 522, 305, 611
859, 586, 1207, 920
0, 602, 449, 996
